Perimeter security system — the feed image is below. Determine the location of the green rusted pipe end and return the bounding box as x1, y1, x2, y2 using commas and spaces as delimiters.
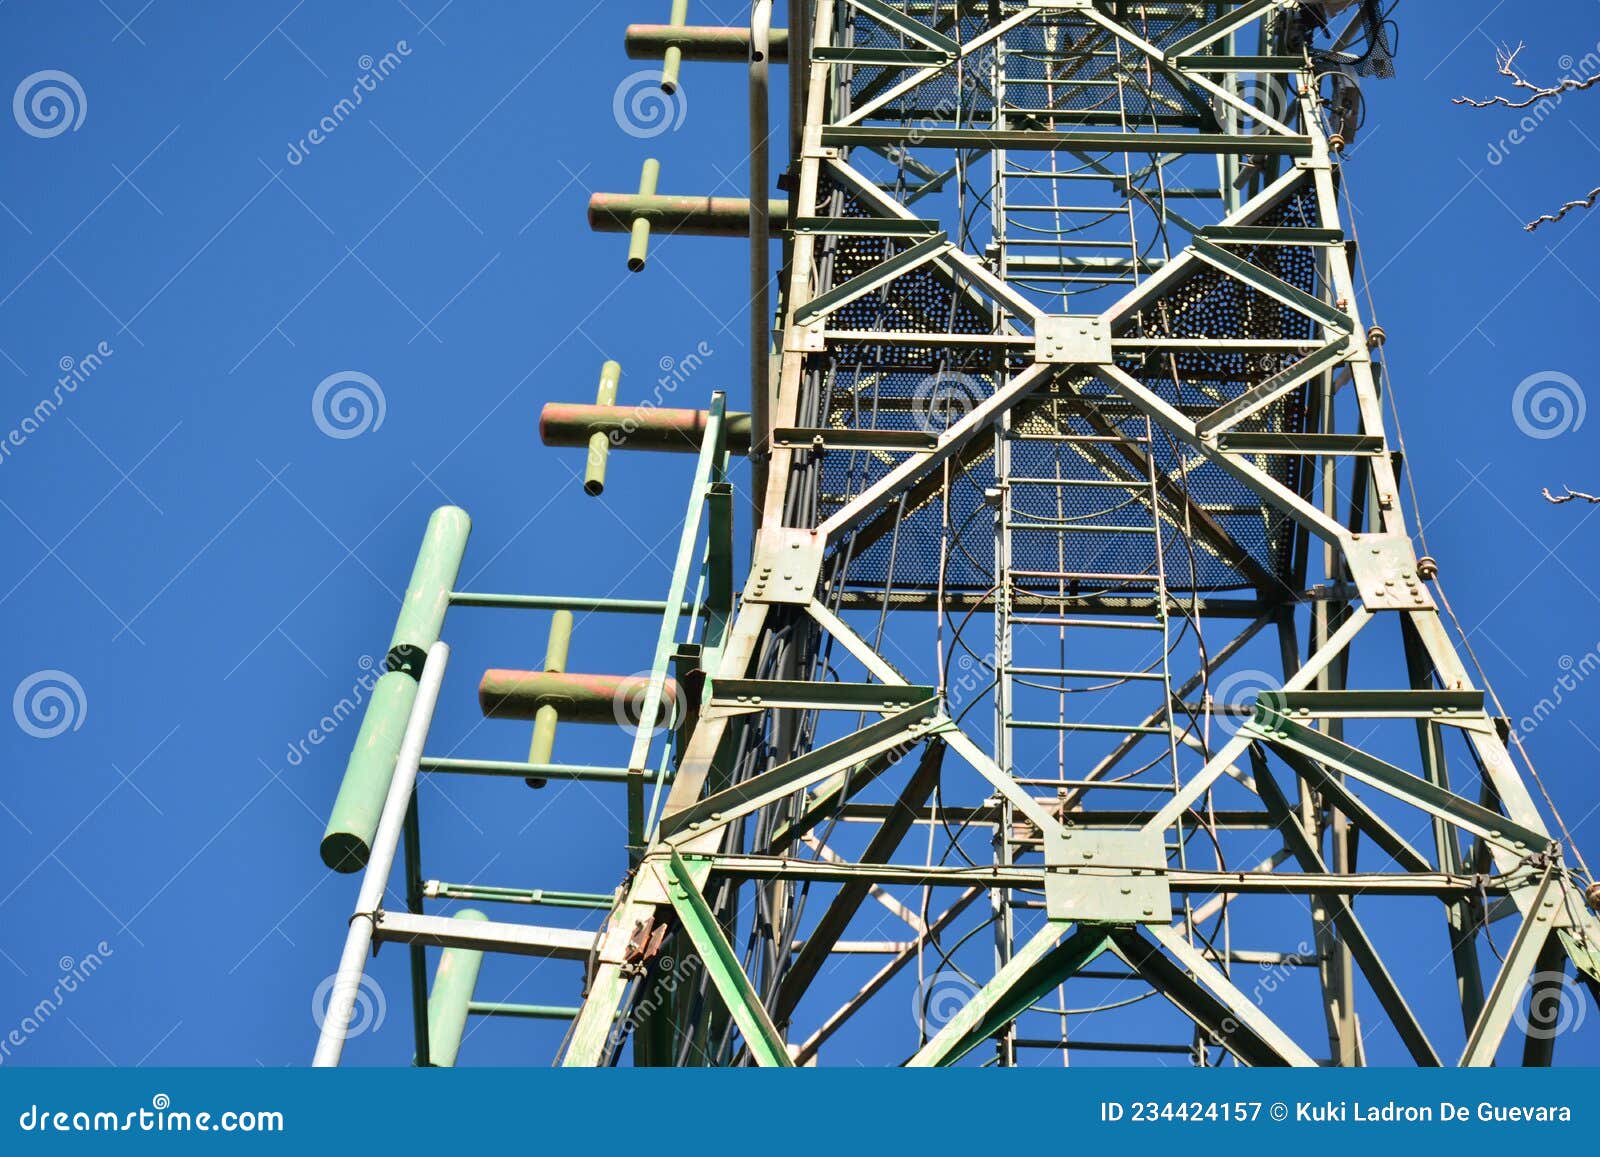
588, 193, 791, 237
627, 159, 661, 272
387, 506, 472, 677
424, 909, 488, 1067
480, 670, 679, 727
320, 671, 419, 872
541, 403, 752, 456
626, 24, 791, 64
584, 362, 621, 496
661, 0, 691, 91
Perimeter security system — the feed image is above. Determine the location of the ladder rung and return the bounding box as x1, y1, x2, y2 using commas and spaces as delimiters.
1007, 204, 1128, 213
1004, 238, 1138, 249
1008, 433, 1149, 445
1011, 616, 1166, 630
1010, 570, 1161, 583
1011, 777, 1171, 791
1009, 719, 1172, 734
1006, 666, 1166, 681
1008, 477, 1146, 488
1006, 522, 1157, 535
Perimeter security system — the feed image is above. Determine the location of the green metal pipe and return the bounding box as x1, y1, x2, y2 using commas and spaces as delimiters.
322, 506, 469, 871
427, 881, 614, 909
525, 611, 573, 788
588, 192, 790, 237
659, 0, 689, 90
627, 159, 660, 272
320, 671, 419, 872
584, 361, 621, 496
423, 909, 488, 1067
480, 670, 679, 725
420, 757, 664, 785
387, 506, 472, 677
626, 23, 790, 64
449, 591, 688, 614
467, 1002, 579, 1020
540, 402, 752, 455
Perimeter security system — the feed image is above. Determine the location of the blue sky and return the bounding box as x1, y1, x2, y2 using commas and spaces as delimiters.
3, 0, 1600, 1068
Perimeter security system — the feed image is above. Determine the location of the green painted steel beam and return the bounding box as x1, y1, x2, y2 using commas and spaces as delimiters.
820, 126, 1313, 156
1248, 710, 1552, 852
907, 922, 1112, 1067
791, 232, 950, 325
1461, 867, 1561, 1066
1214, 431, 1384, 455
660, 699, 937, 841
1110, 926, 1308, 1067
812, 45, 949, 66
1165, 0, 1279, 58
1173, 54, 1306, 72
1252, 756, 1442, 1066
849, 0, 958, 53
1192, 236, 1352, 332
1256, 688, 1487, 719
662, 851, 793, 1067
775, 742, 945, 1024
1267, 745, 1434, 874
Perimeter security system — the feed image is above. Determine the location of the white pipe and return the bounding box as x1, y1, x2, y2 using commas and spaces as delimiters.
312, 641, 450, 1067
749, 0, 773, 529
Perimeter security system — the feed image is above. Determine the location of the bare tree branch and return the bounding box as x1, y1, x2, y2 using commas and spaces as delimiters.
1526, 187, 1600, 231
1457, 43, 1600, 230
1542, 486, 1600, 505
1453, 42, 1600, 109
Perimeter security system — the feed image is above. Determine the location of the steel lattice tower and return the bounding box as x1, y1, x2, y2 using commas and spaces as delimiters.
314, 1, 1600, 1068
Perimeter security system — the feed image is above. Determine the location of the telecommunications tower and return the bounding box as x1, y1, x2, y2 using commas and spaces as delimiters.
313, 1, 1600, 1068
